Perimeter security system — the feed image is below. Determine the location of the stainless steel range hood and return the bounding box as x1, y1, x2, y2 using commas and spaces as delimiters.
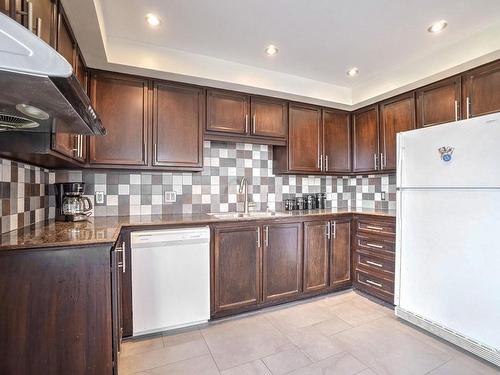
0, 13, 105, 136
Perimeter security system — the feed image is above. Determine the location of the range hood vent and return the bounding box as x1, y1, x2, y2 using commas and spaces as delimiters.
0, 13, 105, 136
0, 114, 39, 130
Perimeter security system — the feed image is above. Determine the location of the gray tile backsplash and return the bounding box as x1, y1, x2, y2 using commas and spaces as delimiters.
56, 141, 396, 217
0, 158, 56, 234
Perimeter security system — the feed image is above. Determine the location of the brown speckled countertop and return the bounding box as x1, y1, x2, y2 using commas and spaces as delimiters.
0, 208, 395, 251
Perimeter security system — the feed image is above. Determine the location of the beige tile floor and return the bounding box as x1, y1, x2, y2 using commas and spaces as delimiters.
119, 290, 499, 375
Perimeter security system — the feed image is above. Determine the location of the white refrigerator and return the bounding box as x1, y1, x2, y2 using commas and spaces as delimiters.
395, 112, 500, 366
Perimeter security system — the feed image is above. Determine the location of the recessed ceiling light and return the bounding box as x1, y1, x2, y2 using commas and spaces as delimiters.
145, 13, 161, 27
427, 20, 447, 34
265, 45, 279, 56
346, 67, 359, 77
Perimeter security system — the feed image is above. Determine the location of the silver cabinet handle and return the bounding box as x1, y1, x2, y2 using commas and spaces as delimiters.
325, 155, 329, 171
366, 260, 383, 268
332, 221, 336, 239
366, 279, 383, 288
366, 225, 383, 231
252, 114, 256, 134
257, 227, 261, 248
373, 153, 378, 170
72, 135, 79, 154
35, 17, 42, 37
115, 242, 126, 273
27, 1, 33, 32
245, 114, 249, 133
380, 153, 384, 169
366, 242, 384, 249
466, 97, 471, 119
320, 154, 324, 171
264, 226, 269, 247
454, 100, 459, 121
326, 222, 330, 239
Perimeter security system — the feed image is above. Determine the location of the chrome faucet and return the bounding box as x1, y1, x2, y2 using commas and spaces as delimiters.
238, 177, 249, 215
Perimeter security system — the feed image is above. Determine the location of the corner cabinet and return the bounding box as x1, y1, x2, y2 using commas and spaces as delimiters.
152, 83, 204, 170
89, 72, 149, 167
352, 105, 379, 173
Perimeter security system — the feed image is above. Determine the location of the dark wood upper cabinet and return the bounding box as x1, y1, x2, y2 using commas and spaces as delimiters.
206, 89, 249, 134
262, 222, 302, 302
330, 219, 351, 288
213, 225, 261, 313
56, 8, 75, 68
462, 60, 500, 119
152, 83, 204, 170
352, 105, 379, 173
31, 0, 57, 46
303, 221, 330, 293
89, 72, 148, 166
75, 50, 87, 88
379, 93, 416, 170
323, 109, 351, 173
416, 76, 461, 128
288, 104, 322, 173
250, 97, 287, 138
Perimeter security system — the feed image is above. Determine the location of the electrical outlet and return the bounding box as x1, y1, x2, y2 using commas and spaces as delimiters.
164, 191, 176, 203
95, 191, 105, 204
381, 191, 386, 201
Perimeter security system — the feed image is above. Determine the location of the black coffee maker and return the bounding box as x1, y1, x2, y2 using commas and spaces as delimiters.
55, 182, 93, 222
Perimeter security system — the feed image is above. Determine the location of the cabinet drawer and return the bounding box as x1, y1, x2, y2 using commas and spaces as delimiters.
356, 270, 394, 301
355, 251, 394, 276
356, 235, 394, 254
357, 219, 395, 236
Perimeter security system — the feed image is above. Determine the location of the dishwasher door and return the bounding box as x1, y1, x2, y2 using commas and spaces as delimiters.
131, 227, 210, 336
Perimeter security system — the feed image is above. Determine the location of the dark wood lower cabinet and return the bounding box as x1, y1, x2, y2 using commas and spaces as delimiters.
0, 245, 114, 375
303, 221, 330, 292
213, 224, 261, 313
330, 219, 351, 287
262, 222, 302, 302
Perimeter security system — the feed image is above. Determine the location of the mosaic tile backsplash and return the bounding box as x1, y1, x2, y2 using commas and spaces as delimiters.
0, 158, 56, 234
56, 142, 396, 217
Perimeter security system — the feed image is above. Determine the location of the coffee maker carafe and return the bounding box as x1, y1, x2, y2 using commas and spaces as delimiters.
55, 182, 93, 222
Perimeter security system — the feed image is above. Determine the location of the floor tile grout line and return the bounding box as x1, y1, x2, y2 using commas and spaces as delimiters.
127, 353, 210, 374
423, 358, 452, 375
200, 328, 223, 373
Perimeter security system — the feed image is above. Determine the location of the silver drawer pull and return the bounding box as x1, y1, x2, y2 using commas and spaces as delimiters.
366, 242, 384, 249
366, 225, 384, 231
366, 260, 383, 268
366, 279, 383, 288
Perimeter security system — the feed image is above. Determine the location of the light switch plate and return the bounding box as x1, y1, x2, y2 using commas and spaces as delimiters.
381, 191, 386, 201
95, 191, 105, 204
164, 191, 176, 203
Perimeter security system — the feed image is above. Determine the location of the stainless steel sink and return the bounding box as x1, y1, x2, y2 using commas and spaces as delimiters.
207, 211, 287, 219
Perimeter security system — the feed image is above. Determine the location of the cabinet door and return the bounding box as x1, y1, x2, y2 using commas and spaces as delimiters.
462, 61, 500, 118
288, 104, 322, 172
352, 106, 379, 173
89, 72, 148, 166
379, 93, 416, 170
214, 225, 261, 312
153, 83, 204, 169
262, 222, 302, 302
250, 97, 287, 138
206, 90, 249, 134
31, 0, 56, 46
330, 219, 351, 287
0, 1, 9, 16
416, 76, 461, 128
323, 109, 351, 173
56, 9, 75, 68
75, 50, 87, 89
111, 243, 123, 375
303, 221, 330, 293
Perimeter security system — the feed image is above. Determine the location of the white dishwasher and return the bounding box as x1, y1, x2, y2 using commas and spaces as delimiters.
131, 227, 210, 336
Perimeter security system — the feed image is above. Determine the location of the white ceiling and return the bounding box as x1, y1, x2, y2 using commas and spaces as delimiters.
62, 0, 500, 108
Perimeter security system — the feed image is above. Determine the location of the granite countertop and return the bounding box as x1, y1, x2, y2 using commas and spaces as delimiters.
0, 208, 395, 251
